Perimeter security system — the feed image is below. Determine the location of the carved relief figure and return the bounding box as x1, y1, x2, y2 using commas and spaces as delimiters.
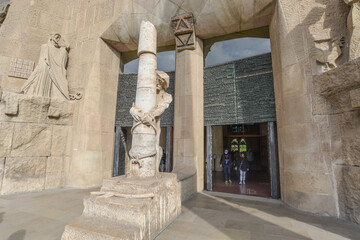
129, 70, 172, 174
0, 1, 10, 26
311, 36, 345, 70
21, 33, 70, 100
153, 71, 172, 172
344, 0, 360, 60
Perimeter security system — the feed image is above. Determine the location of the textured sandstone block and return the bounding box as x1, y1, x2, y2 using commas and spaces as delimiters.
335, 165, 360, 224
45, 172, 64, 189
51, 125, 71, 156
10, 124, 51, 157
45, 156, 65, 190
0, 93, 72, 125
1, 157, 46, 195
350, 88, 360, 109
0, 158, 4, 191
2, 91, 19, 115
284, 189, 338, 217
48, 106, 61, 118
47, 98, 73, 124
0, 93, 50, 123
62, 173, 181, 240
0, 122, 13, 157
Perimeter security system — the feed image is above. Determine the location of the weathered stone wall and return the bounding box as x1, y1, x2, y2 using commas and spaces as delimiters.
270, 0, 354, 221
313, 58, 360, 224
0, 0, 123, 190
0, 92, 74, 194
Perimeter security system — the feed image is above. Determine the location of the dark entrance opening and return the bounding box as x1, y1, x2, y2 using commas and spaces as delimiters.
205, 123, 279, 199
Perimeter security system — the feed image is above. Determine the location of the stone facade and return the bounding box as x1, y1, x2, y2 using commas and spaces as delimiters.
0, 0, 359, 229
0, 91, 74, 194
313, 58, 360, 224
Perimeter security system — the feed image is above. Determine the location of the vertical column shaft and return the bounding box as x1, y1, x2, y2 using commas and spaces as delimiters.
113, 126, 121, 177
130, 21, 157, 177
268, 122, 279, 199
206, 126, 213, 191
173, 37, 204, 191
166, 126, 171, 172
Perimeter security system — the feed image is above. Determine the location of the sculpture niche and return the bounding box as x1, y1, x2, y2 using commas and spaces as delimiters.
344, 0, 360, 60
21, 33, 70, 100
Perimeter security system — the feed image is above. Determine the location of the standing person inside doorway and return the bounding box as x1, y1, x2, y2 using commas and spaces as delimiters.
237, 153, 249, 185
220, 148, 232, 184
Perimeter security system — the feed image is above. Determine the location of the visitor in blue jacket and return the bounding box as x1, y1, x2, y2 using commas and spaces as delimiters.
220, 148, 232, 184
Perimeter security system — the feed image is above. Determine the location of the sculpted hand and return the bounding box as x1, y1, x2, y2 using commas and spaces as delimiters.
142, 113, 155, 124
130, 103, 144, 122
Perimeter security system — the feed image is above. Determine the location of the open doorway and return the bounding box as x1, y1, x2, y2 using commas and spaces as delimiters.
209, 124, 278, 198
203, 37, 279, 198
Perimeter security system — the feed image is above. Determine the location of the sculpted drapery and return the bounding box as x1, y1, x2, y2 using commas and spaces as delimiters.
21, 33, 70, 100
344, 0, 360, 60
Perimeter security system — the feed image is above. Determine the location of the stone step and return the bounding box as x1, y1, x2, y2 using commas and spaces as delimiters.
101, 176, 164, 195
61, 216, 141, 240
83, 194, 154, 238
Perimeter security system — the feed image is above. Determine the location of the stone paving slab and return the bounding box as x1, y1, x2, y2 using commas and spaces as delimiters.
0, 188, 359, 240
157, 192, 360, 240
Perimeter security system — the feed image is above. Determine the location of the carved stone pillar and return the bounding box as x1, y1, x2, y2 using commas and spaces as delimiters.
172, 13, 204, 192
129, 21, 158, 177
171, 13, 196, 51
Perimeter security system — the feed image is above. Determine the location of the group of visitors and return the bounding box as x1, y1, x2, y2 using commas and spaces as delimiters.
220, 148, 249, 184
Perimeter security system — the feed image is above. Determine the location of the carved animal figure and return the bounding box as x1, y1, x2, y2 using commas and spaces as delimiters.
311, 36, 345, 69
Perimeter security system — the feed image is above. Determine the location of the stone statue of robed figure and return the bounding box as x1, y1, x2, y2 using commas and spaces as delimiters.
21, 33, 70, 100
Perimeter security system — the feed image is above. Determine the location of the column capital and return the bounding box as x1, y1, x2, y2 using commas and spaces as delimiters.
171, 13, 196, 51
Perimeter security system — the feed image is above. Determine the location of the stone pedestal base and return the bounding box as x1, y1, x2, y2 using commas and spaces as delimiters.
61, 173, 181, 240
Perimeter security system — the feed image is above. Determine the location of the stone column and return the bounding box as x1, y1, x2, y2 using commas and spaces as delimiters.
165, 126, 171, 172
212, 126, 224, 172
129, 21, 157, 177
268, 122, 279, 199
206, 126, 212, 191
172, 13, 204, 192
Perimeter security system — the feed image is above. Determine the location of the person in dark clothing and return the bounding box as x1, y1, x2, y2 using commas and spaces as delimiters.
220, 148, 232, 184
236, 153, 249, 184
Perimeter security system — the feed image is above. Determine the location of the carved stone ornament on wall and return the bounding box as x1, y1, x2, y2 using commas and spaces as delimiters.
21, 33, 70, 100
171, 13, 195, 51
344, 0, 360, 60
69, 92, 82, 101
310, 36, 345, 71
8, 58, 35, 79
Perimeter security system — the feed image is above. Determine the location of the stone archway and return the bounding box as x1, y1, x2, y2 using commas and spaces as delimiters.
94, 0, 275, 199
